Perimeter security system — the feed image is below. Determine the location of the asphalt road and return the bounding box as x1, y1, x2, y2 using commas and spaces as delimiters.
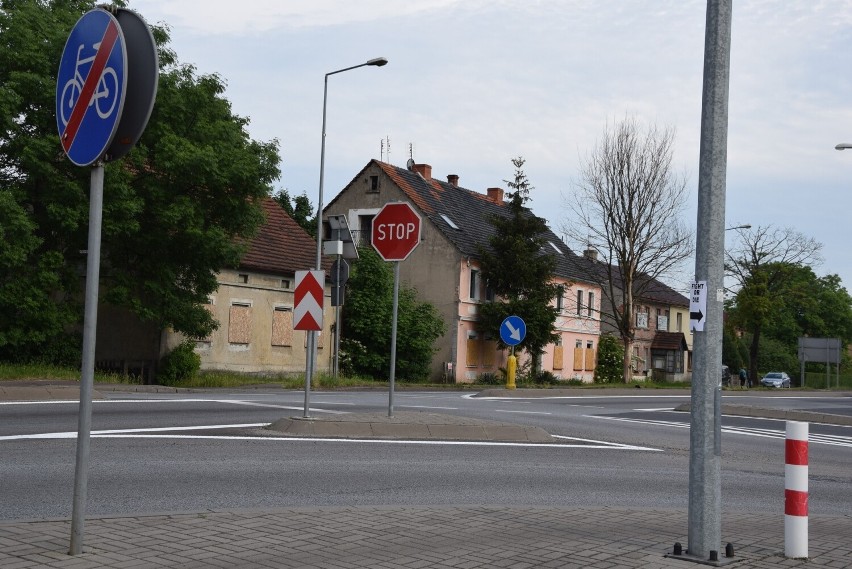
2, 389, 850, 521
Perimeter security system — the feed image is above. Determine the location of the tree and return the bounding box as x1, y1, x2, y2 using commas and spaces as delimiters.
563, 117, 692, 381
725, 225, 823, 381
273, 189, 315, 237
0, 0, 280, 363
340, 246, 445, 381
476, 157, 558, 369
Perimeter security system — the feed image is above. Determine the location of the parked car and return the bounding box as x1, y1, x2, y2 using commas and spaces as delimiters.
760, 371, 791, 388
721, 365, 732, 386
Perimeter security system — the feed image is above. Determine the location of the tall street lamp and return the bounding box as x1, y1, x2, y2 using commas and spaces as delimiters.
304, 57, 388, 418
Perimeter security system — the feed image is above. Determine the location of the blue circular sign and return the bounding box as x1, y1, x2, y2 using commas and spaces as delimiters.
56, 9, 127, 167
500, 315, 526, 346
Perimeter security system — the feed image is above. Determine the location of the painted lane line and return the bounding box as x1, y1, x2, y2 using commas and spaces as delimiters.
86, 434, 660, 450
550, 434, 661, 452
589, 416, 852, 448
0, 399, 346, 414
220, 400, 347, 414
495, 410, 552, 416
0, 423, 269, 442
398, 405, 459, 410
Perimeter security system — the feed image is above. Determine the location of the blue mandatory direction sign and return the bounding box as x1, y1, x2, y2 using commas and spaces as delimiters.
56, 9, 127, 167
500, 315, 526, 346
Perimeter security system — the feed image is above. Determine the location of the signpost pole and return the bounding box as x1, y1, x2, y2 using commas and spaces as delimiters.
70, 163, 105, 555
688, 0, 731, 561
388, 261, 400, 417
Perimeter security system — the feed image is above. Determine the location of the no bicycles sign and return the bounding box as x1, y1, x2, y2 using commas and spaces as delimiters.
56, 8, 158, 167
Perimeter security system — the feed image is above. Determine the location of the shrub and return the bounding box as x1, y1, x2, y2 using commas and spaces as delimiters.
158, 340, 200, 385
594, 334, 623, 383
475, 372, 503, 385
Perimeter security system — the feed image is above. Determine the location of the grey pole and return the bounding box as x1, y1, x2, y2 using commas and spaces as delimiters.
306, 57, 388, 415
688, 0, 731, 561
70, 163, 105, 555
388, 261, 400, 417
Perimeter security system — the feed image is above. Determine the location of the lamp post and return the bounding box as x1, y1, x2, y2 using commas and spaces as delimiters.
303, 57, 388, 418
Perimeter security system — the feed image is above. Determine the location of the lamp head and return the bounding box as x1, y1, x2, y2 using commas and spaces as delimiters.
367, 57, 389, 67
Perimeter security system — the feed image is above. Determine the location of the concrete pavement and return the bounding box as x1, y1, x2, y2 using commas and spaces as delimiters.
2, 382, 851, 568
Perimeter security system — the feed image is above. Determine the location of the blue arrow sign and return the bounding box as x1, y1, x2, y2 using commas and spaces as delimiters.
500, 315, 526, 346
56, 9, 127, 167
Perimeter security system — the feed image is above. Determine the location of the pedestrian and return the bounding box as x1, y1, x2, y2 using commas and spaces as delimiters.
739, 368, 748, 388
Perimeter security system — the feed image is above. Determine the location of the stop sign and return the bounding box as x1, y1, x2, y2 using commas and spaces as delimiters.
372, 202, 421, 261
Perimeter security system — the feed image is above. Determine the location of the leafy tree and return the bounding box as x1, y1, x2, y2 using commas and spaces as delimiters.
563, 118, 692, 381
477, 157, 558, 369
273, 189, 315, 237
341, 246, 445, 381
594, 334, 623, 383
725, 225, 822, 381
0, 0, 280, 362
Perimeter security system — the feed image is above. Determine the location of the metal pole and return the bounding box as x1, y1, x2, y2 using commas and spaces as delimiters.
70, 163, 105, 555
333, 254, 341, 381
307, 59, 386, 411
388, 261, 400, 417
688, 0, 731, 561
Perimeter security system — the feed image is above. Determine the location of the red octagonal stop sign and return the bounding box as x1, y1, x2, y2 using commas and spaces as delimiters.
372, 202, 421, 261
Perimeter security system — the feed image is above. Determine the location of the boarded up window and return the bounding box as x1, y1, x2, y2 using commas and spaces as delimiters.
573, 348, 585, 371
466, 335, 479, 367
585, 348, 596, 371
553, 346, 564, 370
272, 308, 293, 347
482, 340, 497, 367
228, 303, 252, 344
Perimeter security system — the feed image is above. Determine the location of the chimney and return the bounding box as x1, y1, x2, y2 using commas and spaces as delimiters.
447, 174, 459, 187
583, 248, 598, 261
412, 163, 432, 180
487, 187, 504, 205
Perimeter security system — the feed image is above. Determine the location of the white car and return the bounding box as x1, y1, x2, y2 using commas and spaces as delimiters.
760, 372, 791, 388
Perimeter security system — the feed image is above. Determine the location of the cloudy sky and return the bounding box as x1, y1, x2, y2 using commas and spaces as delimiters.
129, 0, 852, 291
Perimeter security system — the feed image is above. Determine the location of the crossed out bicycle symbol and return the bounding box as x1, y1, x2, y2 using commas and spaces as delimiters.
59, 41, 119, 127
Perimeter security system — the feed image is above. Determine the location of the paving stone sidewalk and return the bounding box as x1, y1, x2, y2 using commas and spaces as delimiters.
2, 507, 851, 569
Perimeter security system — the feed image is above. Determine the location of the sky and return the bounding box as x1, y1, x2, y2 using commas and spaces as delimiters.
128, 0, 852, 292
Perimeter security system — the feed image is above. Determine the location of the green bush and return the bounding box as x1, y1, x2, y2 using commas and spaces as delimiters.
594, 334, 623, 383
158, 340, 200, 385
475, 372, 503, 385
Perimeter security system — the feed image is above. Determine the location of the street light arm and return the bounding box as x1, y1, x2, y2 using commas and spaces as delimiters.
325, 57, 388, 78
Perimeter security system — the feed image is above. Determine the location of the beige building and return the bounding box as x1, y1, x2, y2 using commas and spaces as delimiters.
97, 198, 332, 380
324, 159, 601, 383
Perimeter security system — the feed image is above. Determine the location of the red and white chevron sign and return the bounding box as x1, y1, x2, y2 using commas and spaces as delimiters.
293, 270, 324, 331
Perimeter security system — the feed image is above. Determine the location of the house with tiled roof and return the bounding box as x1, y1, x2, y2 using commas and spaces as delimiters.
96, 197, 333, 379
324, 160, 602, 383
594, 266, 692, 380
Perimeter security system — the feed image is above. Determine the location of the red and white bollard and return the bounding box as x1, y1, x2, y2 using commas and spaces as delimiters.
785, 421, 809, 558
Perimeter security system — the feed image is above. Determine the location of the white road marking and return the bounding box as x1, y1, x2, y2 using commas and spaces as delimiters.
0, 398, 346, 413
496, 409, 552, 416
398, 405, 459, 410
589, 415, 852, 448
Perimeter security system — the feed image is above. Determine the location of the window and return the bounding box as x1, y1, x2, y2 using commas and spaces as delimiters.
369, 175, 379, 192
466, 331, 479, 367
469, 269, 480, 300
576, 339, 582, 348
280, 279, 291, 290
440, 213, 459, 229
576, 290, 583, 315
228, 302, 252, 344
556, 286, 564, 311
485, 285, 495, 302
272, 307, 293, 347
237, 273, 249, 284
676, 312, 683, 332
587, 292, 594, 317
358, 215, 374, 247
636, 308, 648, 329
657, 309, 669, 331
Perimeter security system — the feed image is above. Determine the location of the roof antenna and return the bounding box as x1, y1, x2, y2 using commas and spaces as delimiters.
380, 139, 384, 162
406, 143, 415, 170
385, 136, 391, 164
